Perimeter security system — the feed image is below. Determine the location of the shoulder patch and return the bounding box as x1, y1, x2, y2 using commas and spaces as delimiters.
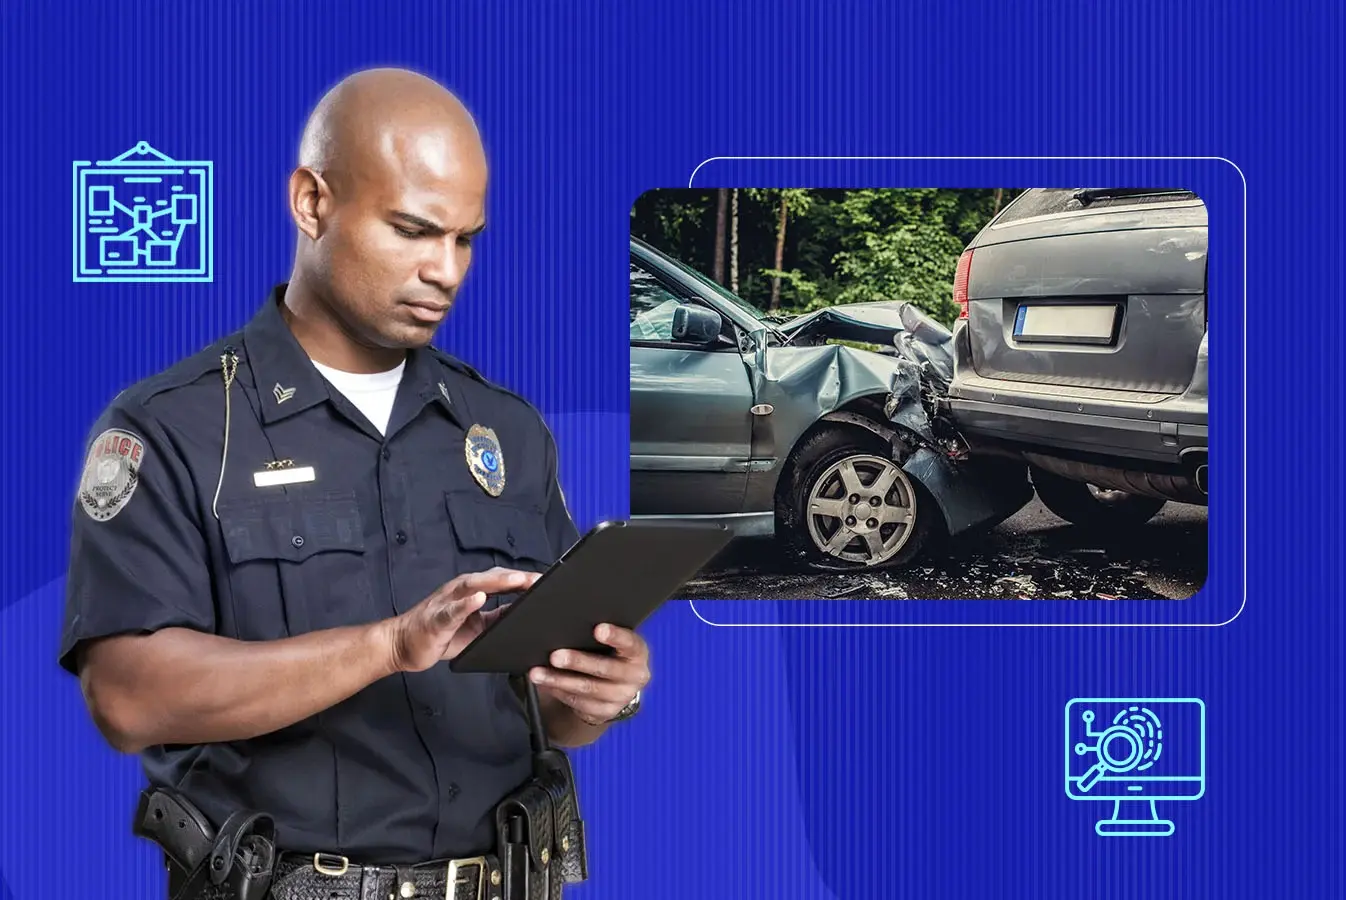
79, 428, 146, 522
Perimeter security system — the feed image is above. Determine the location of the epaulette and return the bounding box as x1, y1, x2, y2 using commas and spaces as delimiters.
116, 332, 245, 407
427, 345, 488, 383
426, 345, 541, 412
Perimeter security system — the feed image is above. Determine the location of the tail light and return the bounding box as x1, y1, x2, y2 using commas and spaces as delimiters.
953, 249, 973, 320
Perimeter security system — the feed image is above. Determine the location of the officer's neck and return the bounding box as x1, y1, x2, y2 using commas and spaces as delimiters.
280, 279, 408, 374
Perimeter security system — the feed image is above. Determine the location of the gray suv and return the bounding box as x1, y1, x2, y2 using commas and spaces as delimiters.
946, 188, 1209, 527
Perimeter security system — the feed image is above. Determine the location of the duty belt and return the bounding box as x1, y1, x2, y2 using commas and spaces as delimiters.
132, 681, 587, 900
270, 852, 499, 900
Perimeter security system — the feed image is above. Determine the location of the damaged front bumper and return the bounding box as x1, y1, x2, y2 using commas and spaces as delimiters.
739, 299, 1033, 550
777, 299, 1034, 541
882, 348, 1034, 539
902, 446, 1034, 537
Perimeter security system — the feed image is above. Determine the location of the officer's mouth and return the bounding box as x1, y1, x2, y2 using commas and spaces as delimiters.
400, 299, 451, 324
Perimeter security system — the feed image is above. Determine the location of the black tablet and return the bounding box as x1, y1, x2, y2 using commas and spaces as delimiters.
448, 519, 732, 674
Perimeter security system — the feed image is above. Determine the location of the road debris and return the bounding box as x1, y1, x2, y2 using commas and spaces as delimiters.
677, 497, 1207, 601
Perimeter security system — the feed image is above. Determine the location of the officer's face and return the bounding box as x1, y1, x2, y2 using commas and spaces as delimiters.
310, 128, 488, 351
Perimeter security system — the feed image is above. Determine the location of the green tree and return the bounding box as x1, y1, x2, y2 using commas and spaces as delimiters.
630, 188, 1020, 326
745, 188, 815, 312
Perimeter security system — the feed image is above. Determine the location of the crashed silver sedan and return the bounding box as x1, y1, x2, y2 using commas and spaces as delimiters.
628, 237, 1032, 571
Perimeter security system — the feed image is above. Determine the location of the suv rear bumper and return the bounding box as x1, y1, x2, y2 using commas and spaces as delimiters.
947, 326, 1208, 468
948, 397, 1207, 464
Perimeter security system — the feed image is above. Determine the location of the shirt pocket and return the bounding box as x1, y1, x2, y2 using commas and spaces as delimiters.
217, 490, 374, 638
443, 490, 556, 579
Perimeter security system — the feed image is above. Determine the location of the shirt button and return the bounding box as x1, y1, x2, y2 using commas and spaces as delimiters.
381, 448, 391, 461
291, 535, 305, 548
395, 531, 408, 545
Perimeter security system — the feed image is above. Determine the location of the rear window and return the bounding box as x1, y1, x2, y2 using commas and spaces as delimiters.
996, 188, 1199, 224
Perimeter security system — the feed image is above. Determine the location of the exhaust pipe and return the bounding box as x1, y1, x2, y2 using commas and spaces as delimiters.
1023, 452, 1207, 504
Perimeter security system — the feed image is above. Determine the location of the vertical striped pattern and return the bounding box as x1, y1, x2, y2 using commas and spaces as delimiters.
0, 0, 1341, 897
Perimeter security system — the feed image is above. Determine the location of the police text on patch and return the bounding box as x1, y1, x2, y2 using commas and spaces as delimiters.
79, 428, 145, 522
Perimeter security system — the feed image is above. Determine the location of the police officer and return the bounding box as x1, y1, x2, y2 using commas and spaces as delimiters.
58, 68, 649, 899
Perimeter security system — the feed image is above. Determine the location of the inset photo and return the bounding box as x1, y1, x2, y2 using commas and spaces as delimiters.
628, 188, 1208, 600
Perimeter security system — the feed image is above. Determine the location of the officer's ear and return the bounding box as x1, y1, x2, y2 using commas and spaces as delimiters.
288, 166, 331, 241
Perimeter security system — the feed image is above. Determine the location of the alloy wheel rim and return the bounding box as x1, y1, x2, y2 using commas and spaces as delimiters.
804, 453, 917, 566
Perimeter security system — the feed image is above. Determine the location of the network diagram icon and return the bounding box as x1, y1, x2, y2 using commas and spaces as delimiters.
1064, 698, 1206, 837
72, 141, 214, 282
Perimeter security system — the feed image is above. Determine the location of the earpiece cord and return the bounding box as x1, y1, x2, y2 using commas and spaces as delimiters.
211, 347, 240, 520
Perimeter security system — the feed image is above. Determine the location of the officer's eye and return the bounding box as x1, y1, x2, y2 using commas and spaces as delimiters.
392, 225, 422, 239
457, 235, 474, 248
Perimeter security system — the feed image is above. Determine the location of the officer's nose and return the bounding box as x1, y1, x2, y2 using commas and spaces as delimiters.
420, 238, 467, 292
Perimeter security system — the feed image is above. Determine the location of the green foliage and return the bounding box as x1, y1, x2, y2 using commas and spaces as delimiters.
824, 338, 888, 354
630, 187, 1022, 327
760, 268, 822, 309
744, 187, 816, 220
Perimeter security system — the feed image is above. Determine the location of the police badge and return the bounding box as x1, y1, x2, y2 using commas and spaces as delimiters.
79, 428, 145, 522
465, 424, 506, 496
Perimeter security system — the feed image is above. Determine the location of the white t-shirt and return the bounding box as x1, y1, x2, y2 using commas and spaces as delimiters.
311, 358, 406, 435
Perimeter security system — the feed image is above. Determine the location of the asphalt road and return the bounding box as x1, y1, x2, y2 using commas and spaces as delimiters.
675, 497, 1208, 600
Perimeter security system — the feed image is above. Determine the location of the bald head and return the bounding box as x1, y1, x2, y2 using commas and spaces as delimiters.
284, 68, 490, 371
298, 68, 485, 181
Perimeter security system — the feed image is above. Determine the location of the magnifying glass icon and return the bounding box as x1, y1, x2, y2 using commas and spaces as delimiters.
1076, 721, 1144, 792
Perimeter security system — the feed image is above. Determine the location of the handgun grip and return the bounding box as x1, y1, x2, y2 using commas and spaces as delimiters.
133, 787, 216, 874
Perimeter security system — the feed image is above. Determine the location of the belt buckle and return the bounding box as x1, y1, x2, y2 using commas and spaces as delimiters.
444, 856, 488, 900
313, 852, 350, 876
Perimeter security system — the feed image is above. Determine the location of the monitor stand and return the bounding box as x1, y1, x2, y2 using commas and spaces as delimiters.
1096, 799, 1174, 836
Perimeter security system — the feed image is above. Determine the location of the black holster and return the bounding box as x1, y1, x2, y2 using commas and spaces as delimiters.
133, 786, 278, 900
495, 678, 590, 900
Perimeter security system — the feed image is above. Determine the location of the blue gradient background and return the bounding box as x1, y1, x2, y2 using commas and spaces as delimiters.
0, 1, 1337, 898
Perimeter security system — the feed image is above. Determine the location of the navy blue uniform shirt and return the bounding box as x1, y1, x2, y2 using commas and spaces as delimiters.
59, 285, 581, 863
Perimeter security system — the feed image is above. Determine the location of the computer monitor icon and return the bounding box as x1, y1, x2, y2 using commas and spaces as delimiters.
1064, 698, 1206, 837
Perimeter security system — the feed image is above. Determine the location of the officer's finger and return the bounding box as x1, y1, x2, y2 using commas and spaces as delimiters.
431, 592, 487, 630
547, 648, 639, 684
546, 691, 621, 725
478, 604, 511, 627
528, 668, 631, 703
593, 623, 646, 660
451, 569, 538, 598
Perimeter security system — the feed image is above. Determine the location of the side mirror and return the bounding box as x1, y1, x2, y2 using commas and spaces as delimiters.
672, 304, 724, 344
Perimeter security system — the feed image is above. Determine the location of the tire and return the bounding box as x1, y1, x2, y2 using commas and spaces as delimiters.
1030, 465, 1167, 528
778, 424, 935, 571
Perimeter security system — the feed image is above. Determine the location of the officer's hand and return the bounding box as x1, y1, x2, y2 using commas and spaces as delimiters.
528, 624, 651, 725
386, 568, 541, 673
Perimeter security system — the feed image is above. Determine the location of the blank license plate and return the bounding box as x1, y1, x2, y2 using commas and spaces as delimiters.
1013, 304, 1118, 344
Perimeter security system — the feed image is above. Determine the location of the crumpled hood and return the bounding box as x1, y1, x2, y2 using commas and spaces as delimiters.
776, 301, 914, 345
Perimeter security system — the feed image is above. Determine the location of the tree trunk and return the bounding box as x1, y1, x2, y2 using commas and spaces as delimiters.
994, 187, 1003, 214
713, 189, 728, 285
730, 189, 739, 294
770, 194, 787, 312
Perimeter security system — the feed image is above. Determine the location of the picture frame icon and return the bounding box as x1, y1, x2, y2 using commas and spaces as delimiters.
72, 141, 214, 283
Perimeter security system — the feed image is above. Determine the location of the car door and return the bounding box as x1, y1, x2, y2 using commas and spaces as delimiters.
629, 255, 755, 515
